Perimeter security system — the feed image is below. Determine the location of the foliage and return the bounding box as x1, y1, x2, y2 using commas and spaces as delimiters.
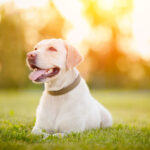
0, 89, 150, 150
0, 8, 28, 88
80, 49, 150, 89
38, 1, 65, 40
0, 2, 65, 89
0, 1, 150, 89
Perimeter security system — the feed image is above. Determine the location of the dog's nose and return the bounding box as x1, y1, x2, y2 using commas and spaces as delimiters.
27, 52, 37, 60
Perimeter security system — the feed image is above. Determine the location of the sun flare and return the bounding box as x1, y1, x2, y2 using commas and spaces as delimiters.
52, 0, 90, 47
1, 0, 150, 60
98, 0, 115, 10
14, 0, 49, 9
132, 0, 150, 60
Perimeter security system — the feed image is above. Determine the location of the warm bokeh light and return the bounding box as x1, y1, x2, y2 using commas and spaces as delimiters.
98, 0, 114, 10
132, 0, 150, 60
1, 0, 149, 60
52, 0, 150, 60
14, 0, 49, 9
52, 0, 90, 51
1, 0, 150, 88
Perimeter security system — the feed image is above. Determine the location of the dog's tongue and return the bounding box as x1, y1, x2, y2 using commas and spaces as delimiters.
29, 69, 47, 81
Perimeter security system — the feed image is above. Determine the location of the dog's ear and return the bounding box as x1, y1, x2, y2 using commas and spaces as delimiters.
64, 41, 83, 69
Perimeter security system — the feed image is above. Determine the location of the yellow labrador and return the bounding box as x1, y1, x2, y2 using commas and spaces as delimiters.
27, 39, 112, 138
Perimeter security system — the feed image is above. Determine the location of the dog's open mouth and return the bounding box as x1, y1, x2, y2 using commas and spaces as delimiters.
29, 65, 60, 82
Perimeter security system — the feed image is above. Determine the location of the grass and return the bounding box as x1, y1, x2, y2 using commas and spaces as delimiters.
0, 89, 150, 150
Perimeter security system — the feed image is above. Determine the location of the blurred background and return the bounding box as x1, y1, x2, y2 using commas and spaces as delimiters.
0, 0, 150, 89
0, 2, 150, 148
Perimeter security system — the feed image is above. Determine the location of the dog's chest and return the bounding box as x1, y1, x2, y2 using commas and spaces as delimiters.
37, 94, 71, 131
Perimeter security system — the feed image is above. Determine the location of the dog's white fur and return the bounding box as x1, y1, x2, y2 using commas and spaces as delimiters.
28, 39, 112, 137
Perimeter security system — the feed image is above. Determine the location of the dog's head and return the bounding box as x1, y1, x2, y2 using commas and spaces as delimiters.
26, 39, 83, 83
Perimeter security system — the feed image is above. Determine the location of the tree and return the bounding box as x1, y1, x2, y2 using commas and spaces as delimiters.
0, 8, 28, 88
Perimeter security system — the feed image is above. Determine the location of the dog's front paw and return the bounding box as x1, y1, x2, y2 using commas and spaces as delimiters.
42, 133, 50, 139
31, 127, 50, 139
53, 133, 67, 138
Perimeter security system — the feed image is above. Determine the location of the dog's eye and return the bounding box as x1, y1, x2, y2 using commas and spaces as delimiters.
34, 48, 37, 50
48, 47, 57, 52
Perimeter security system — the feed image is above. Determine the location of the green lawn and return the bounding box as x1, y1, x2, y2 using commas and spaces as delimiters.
0, 89, 150, 150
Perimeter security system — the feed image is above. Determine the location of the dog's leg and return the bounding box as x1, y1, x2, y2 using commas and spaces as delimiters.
100, 107, 113, 128
31, 126, 50, 139
32, 126, 69, 139
32, 127, 68, 138
52, 132, 68, 138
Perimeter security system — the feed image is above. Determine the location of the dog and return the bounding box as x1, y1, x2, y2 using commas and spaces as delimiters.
26, 39, 112, 138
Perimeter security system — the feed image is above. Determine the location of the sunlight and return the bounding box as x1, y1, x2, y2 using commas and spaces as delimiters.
52, 0, 90, 49
0, 0, 9, 5
98, 0, 115, 10
132, 0, 150, 60
1, 0, 150, 60
14, 0, 48, 9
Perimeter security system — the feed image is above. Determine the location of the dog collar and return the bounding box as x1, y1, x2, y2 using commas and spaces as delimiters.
47, 74, 81, 96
